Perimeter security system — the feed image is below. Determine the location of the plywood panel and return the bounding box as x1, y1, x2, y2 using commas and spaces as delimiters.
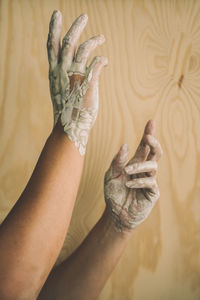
0, 0, 200, 299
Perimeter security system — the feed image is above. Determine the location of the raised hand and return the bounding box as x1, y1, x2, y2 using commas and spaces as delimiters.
47, 11, 108, 155
104, 120, 163, 232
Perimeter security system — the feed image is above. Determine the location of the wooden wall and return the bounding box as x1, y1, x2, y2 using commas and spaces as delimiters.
0, 0, 200, 299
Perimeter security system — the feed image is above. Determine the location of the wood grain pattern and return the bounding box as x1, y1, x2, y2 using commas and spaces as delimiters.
0, 0, 200, 299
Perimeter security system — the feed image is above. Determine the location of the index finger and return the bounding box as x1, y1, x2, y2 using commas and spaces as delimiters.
126, 120, 155, 165
47, 10, 62, 70
144, 135, 163, 162
144, 119, 155, 136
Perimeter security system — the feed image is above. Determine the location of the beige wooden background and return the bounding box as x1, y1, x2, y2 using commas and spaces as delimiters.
0, 0, 200, 299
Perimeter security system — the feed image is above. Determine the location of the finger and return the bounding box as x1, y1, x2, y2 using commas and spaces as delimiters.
47, 10, 62, 69
127, 143, 150, 165
74, 35, 105, 73
126, 177, 160, 202
144, 119, 155, 136
108, 144, 129, 179
86, 55, 108, 81
127, 120, 155, 165
125, 176, 157, 190
143, 135, 163, 161
125, 161, 157, 175
113, 143, 129, 168
134, 120, 155, 156
61, 14, 88, 70
83, 56, 108, 109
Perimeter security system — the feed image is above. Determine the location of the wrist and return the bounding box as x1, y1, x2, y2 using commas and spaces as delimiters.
47, 120, 84, 161
101, 207, 133, 241
51, 118, 65, 136
51, 116, 90, 156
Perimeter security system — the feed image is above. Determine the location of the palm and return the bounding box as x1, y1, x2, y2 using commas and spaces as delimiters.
104, 121, 162, 232
105, 163, 153, 230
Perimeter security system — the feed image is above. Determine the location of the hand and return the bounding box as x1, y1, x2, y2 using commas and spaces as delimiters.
104, 120, 163, 232
47, 11, 108, 155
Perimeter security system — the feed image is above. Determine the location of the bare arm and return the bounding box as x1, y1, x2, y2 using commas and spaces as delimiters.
0, 122, 84, 300
38, 120, 163, 300
0, 11, 107, 300
38, 207, 130, 300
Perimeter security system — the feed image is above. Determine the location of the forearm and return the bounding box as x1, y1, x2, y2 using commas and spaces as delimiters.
38, 208, 131, 300
38, 121, 162, 300
0, 122, 84, 299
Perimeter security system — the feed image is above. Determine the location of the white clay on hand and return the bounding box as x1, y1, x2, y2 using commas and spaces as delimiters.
125, 176, 158, 189
47, 11, 108, 155
104, 121, 162, 232
125, 160, 157, 175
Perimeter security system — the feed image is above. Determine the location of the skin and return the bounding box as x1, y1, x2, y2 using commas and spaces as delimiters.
0, 11, 107, 300
38, 120, 163, 300
48, 11, 107, 155
104, 119, 162, 232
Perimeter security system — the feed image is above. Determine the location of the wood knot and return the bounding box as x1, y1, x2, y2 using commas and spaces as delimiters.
178, 74, 184, 88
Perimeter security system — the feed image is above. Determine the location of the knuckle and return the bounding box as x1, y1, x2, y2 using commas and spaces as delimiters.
82, 39, 94, 48
62, 36, 73, 48
78, 43, 86, 52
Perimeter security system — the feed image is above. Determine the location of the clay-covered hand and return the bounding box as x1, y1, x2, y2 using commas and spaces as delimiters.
104, 120, 163, 232
47, 11, 108, 155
